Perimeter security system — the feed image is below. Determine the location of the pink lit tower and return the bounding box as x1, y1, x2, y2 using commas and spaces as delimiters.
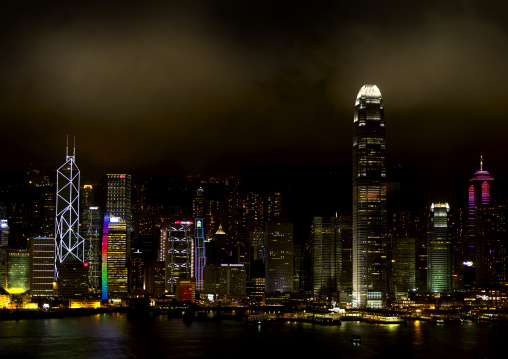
465, 154, 494, 287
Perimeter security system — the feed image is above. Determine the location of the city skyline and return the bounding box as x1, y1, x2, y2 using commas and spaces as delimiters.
1, 1, 508, 206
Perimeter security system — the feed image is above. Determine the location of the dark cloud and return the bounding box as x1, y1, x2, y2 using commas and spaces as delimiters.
1, 1, 508, 207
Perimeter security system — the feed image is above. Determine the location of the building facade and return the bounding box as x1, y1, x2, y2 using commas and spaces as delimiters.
265, 220, 293, 293
30, 237, 55, 296
102, 214, 128, 300
54, 141, 86, 285
467, 157, 495, 287
352, 85, 387, 307
163, 221, 194, 295
311, 216, 341, 298
427, 203, 452, 293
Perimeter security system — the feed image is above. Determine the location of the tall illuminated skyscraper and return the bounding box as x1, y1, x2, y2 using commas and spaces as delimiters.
54, 139, 88, 295
427, 203, 452, 293
106, 174, 132, 250
102, 214, 128, 300
352, 85, 387, 308
467, 155, 494, 286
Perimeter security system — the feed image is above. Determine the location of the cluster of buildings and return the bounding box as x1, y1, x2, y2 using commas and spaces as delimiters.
1, 85, 508, 309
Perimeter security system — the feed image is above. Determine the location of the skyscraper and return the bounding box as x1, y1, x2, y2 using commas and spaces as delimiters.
30, 237, 55, 296
352, 85, 387, 307
54, 139, 88, 295
102, 214, 128, 300
265, 220, 293, 293
427, 203, 452, 293
311, 216, 341, 298
467, 155, 494, 286
55, 140, 85, 268
162, 221, 194, 295
106, 174, 132, 250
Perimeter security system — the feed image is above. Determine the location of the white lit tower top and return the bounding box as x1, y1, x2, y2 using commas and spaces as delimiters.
55, 137, 85, 273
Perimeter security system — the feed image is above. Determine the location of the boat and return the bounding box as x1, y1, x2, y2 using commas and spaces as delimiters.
352, 335, 361, 344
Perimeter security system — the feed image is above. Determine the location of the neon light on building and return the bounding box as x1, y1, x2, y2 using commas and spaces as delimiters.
163, 222, 194, 295
194, 218, 205, 292
102, 213, 110, 300
466, 155, 495, 287
54, 137, 86, 280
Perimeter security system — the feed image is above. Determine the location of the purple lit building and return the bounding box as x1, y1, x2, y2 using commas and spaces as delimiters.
466, 155, 494, 287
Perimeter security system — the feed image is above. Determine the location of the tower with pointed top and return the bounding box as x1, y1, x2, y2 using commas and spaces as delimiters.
54, 137, 88, 295
466, 155, 495, 287
352, 85, 387, 307
55, 138, 85, 267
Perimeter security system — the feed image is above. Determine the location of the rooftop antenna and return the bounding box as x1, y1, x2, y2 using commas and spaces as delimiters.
73, 136, 76, 157
480, 150, 483, 171
66, 135, 69, 157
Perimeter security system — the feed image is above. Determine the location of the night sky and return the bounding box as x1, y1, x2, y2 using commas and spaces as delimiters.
1, 1, 508, 212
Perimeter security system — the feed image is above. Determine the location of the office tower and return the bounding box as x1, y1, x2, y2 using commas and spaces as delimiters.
7, 248, 30, 294
194, 218, 206, 292
163, 221, 194, 295
81, 184, 102, 292
55, 140, 85, 270
391, 237, 416, 293
427, 203, 452, 293
338, 213, 353, 293
130, 249, 145, 296
0, 219, 9, 246
475, 202, 508, 288
102, 214, 128, 300
352, 85, 387, 307
30, 237, 55, 296
311, 216, 341, 298
144, 260, 165, 297
84, 205, 102, 293
106, 174, 132, 251
467, 156, 495, 287
203, 263, 246, 300
54, 139, 88, 296
192, 187, 205, 219
265, 220, 293, 293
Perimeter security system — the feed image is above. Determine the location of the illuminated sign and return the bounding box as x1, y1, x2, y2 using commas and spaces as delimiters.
120, 175, 125, 178
175, 221, 193, 225
89, 206, 99, 210
196, 220, 202, 228
110, 217, 119, 223
463, 261, 474, 267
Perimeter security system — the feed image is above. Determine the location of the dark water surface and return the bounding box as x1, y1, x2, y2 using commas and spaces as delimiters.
0, 314, 504, 358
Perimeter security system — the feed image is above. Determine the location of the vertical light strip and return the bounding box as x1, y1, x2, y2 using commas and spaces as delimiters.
102, 213, 110, 301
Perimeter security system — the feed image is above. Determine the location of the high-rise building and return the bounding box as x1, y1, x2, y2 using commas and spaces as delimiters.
7, 248, 30, 294
162, 221, 194, 295
391, 237, 416, 293
311, 216, 341, 298
81, 184, 102, 293
102, 214, 128, 300
106, 174, 132, 251
352, 85, 387, 307
338, 213, 353, 294
54, 139, 87, 295
467, 156, 495, 287
194, 218, 206, 292
55, 141, 85, 267
30, 237, 55, 296
427, 203, 452, 293
265, 220, 293, 293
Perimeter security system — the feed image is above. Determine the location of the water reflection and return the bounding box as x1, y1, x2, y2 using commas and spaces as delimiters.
0, 315, 505, 358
